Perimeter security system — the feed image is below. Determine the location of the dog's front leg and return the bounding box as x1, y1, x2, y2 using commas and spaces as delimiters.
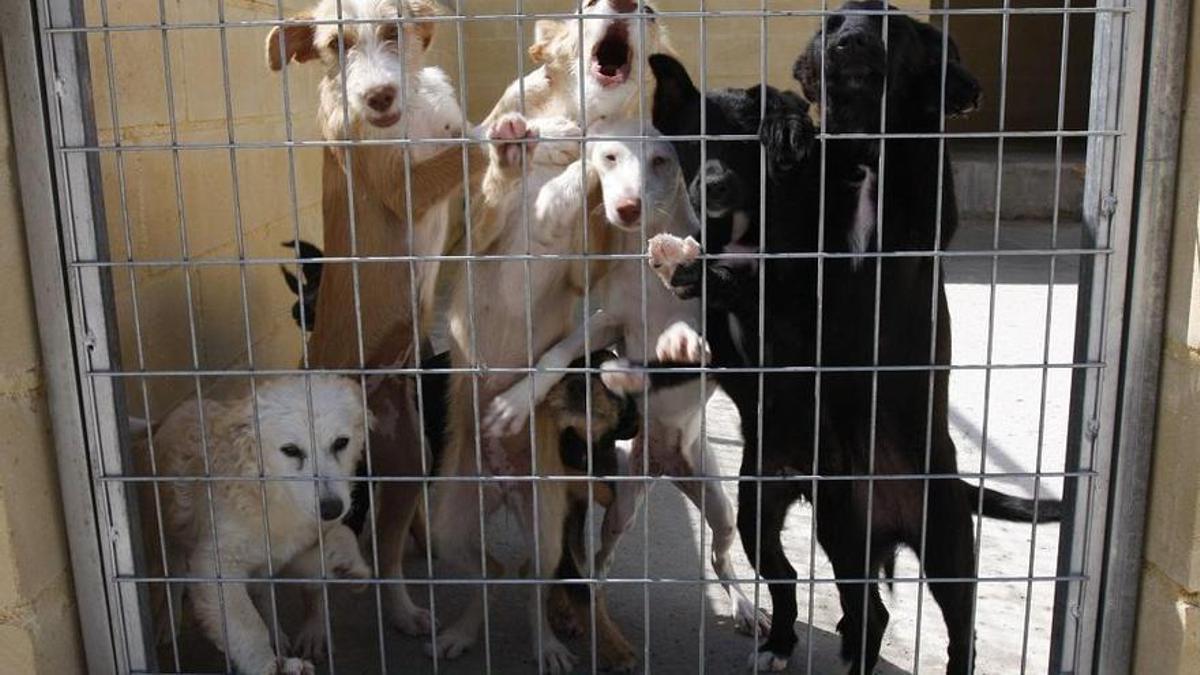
484, 309, 623, 438
188, 556, 313, 675
286, 524, 371, 662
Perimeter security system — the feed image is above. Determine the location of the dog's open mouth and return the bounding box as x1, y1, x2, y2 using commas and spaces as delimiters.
591, 22, 632, 88
368, 111, 402, 128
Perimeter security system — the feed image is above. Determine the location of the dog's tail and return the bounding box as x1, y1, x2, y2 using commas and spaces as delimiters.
964, 482, 1063, 523
280, 240, 324, 332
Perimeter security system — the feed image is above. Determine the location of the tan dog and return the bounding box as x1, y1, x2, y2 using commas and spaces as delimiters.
143, 376, 371, 675
265, 0, 486, 647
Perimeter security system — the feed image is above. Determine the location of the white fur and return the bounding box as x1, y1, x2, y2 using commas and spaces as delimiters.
849, 165, 878, 270
149, 376, 371, 675
486, 121, 770, 636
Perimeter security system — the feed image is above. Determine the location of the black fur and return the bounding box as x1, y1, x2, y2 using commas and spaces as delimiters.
279, 239, 324, 331
651, 4, 1057, 671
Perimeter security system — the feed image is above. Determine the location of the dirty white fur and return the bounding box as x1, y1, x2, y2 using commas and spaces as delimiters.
148, 376, 371, 675
485, 121, 771, 636
849, 165, 878, 270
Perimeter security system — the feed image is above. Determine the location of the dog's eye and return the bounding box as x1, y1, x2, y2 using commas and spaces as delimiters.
325, 32, 355, 53
585, 0, 600, 7
604, 153, 617, 163
331, 436, 350, 454
651, 155, 668, 169
280, 444, 305, 460
379, 23, 399, 44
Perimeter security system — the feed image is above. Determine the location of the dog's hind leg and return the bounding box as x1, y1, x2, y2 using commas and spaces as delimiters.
368, 377, 435, 637
675, 438, 771, 636
815, 495, 889, 675
737, 475, 801, 672
916, 481, 978, 675
519, 482, 577, 674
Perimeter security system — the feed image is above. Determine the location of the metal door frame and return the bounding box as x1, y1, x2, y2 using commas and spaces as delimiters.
0, 0, 1180, 673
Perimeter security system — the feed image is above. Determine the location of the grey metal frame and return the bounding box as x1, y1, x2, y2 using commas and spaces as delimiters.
2, 0, 1174, 673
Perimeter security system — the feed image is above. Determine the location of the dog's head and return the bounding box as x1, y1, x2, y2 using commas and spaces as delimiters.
242, 376, 370, 523
651, 54, 811, 251
793, 1, 981, 129
266, 0, 443, 138
586, 119, 686, 232
529, 1, 667, 120
546, 350, 639, 476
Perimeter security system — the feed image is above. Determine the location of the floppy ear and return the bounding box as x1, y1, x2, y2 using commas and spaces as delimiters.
529, 20, 567, 64
938, 59, 982, 117
649, 54, 700, 134
914, 23, 982, 117
265, 14, 318, 71
406, 0, 443, 52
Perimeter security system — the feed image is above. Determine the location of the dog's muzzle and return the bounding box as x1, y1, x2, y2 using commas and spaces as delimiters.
319, 495, 345, 521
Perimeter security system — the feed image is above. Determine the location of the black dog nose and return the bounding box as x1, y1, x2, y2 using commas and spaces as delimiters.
365, 85, 396, 112
834, 31, 869, 52
319, 497, 345, 521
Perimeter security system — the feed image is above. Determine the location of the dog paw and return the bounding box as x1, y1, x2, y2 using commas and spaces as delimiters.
529, 118, 582, 166
655, 321, 710, 364
647, 233, 701, 289
547, 595, 584, 640
732, 597, 773, 637
748, 649, 789, 672
426, 626, 476, 661
483, 385, 532, 438
290, 618, 327, 663
266, 657, 315, 675
489, 112, 538, 169
539, 639, 577, 675
392, 605, 435, 637
600, 359, 645, 394
600, 640, 639, 673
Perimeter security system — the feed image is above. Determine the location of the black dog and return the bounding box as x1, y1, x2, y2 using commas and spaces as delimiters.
279, 239, 323, 332
650, 5, 1059, 671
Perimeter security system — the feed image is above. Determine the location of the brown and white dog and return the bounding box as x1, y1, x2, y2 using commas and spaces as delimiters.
265, 0, 485, 649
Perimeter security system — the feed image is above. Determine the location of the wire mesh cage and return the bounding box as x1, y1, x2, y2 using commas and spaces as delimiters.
12, 0, 1148, 672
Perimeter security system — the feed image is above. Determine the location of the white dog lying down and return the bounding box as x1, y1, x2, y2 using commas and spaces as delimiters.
146, 376, 371, 675
485, 121, 771, 636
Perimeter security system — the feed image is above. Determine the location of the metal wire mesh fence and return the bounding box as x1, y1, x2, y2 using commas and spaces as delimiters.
17, 0, 1145, 672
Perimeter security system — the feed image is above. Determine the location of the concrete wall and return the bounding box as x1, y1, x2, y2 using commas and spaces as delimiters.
1133, 5, 1200, 674
0, 51, 86, 675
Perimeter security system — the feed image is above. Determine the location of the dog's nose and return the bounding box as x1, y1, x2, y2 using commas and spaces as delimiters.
834, 31, 869, 53
365, 85, 397, 112
610, 0, 638, 13
319, 496, 345, 521
616, 198, 642, 224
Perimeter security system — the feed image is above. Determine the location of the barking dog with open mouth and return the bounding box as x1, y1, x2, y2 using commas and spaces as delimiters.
484, 1, 670, 126
142, 376, 371, 675
266, 0, 485, 646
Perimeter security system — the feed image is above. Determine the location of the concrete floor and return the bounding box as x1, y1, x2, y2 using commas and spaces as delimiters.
165, 219, 1080, 674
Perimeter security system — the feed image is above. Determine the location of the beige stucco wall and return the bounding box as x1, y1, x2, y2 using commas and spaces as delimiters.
0, 52, 86, 675
1133, 5, 1200, 675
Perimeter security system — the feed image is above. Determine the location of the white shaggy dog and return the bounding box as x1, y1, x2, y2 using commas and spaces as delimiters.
149, 376, 371, 675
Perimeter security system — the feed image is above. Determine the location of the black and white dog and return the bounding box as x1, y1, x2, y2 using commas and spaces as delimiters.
648, 3, 1061, 672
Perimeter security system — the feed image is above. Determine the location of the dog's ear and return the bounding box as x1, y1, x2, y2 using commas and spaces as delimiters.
265, 14, 318, 71
914, 22, 982, 117
406, 0, 443, 52
529, 20, 567, 64
649, 54, 699, 134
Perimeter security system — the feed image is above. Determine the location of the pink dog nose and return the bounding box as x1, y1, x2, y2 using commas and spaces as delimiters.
365, 85, 397, 112
616, 198, 642, 224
